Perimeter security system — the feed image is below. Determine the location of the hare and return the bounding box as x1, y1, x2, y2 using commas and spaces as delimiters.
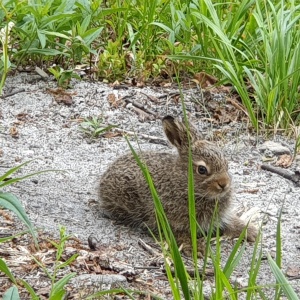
99, 116, 258, 256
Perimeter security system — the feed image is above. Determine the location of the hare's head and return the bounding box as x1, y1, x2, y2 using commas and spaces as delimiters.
162, 116, 231, 200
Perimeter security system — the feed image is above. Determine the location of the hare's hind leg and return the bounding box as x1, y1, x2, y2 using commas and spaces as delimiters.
222, 214, 258, 242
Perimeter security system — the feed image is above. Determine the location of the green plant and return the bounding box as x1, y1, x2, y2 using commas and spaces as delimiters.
1, 0, 300, 131
48, 66, 80, 88
244, 0, 300, 129
0, 160, 57, 246
79, 116, 117, 139
0, 161, 75, 299
168, 0, 300, 130
31, 225, 78, 299
0, 21, 15, 96
1, 225, 77, 299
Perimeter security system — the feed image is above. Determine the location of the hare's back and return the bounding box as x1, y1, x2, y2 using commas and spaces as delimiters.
100, 151, 175, 184
99, 151, 174, 226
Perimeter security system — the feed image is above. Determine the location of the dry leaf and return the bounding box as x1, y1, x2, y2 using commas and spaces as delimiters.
136, 81, 145, 88
194, 72, 218, 88
0, 209, 14, 221
286, 266, 300, 277
46, 88, 75, 106
125, 52, 134, 68
275, 154, 293, 168
9, 126, 19, 138
107, 93, 122, 108
103, 132, 121, 139
55, 94, 73, 106
16, 112, 28, 121
111, 80, 120, 87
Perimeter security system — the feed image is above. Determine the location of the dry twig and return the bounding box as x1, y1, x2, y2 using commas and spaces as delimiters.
261, 164, 300, 186
138, 239, 160, 256
1, 88, 25, 98
111, 127, 167, 145
123, 96, 159, 117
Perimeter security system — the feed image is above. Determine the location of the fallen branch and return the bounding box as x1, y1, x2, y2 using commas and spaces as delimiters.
131, 106, 154, 121
1, 88, 26, 99
138, 239, 160, 256
139, 91, 160, 103
112, 127, 167, 145
165, 266, 214, 279
157, 92, 180, 99
123, 96, 159, 117
261, 164, 300, 186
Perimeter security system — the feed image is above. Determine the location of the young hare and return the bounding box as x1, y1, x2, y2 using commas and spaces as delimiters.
99, 116, 257, 256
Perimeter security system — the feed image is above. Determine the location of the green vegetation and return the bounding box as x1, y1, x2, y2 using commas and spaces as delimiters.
79, 116, 117, 139
1, 226, 77, 300
0, 160, 58, 246
1, 0, 300, 130
0, 162, 75, 299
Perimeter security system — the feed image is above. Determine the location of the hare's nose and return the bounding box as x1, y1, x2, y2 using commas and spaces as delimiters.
217, 178, 230, 191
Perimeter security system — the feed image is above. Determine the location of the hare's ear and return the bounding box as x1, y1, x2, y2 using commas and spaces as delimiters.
162, 115, 198, 148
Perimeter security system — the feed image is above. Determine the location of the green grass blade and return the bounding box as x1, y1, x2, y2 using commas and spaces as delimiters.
246, 230, 263, 298
55, 253, 79, 270
0, 169, 62, 188
126, 137, 191, 300
0, 230, 30, 243
0, 160, 34, 182
3, 285, 20, 300
0, 192, 38, 245
0, 258, 17, 284
275, 207, 282, 299
267, 254, 299, 300
223, 239, 246, 278
19, 279, 40, 300
49, 272, 76, 299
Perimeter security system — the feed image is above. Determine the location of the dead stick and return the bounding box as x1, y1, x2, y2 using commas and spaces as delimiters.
131, 106, 152, 120
134, 266, 161, 270
138, 239, 160, 256
157, 92, 180, 99
1, 88, 26, 99
165, 266, 214, 278
112, 127, 166, 144
288, 275, 300, 280
261, 164, 300, 186
139, 91, 160, 103
124, 97, 158, 117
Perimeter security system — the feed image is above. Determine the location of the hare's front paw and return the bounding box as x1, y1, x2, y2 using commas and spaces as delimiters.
180, 238, 206, 258
246, 224, 258, 242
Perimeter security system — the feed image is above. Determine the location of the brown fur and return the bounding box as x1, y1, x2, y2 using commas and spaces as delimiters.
99, 116, 258, 256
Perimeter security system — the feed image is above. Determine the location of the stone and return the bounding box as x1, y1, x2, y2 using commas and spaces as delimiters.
258, 141, 291, 156
69, 274, 128, 297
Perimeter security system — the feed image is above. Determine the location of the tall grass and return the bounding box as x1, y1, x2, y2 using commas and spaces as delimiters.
169, 0, 300, 130
1, 0, 300, 127
244, 0, 300, 129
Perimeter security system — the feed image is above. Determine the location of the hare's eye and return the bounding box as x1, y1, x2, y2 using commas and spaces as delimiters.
197, 165, 207, 175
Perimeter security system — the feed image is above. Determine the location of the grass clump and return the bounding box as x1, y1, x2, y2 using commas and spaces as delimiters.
0, 162, 76, 299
